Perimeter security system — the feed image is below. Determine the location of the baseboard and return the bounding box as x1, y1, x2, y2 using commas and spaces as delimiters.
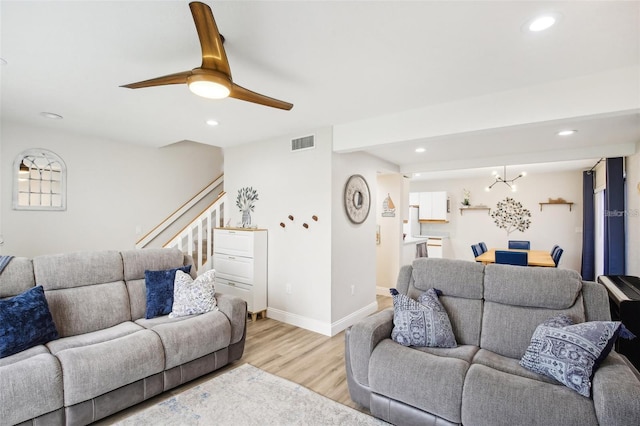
330, 301, 378, 336
267, 300, 379, 337
267, 307, 333, 336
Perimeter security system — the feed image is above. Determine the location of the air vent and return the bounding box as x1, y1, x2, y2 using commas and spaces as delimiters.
291, 135, 315, 152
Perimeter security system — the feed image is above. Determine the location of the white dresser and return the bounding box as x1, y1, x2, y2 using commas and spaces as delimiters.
213, 228, 267, 321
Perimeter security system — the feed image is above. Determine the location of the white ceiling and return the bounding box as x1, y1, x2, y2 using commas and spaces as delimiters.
2, 1, 639, 180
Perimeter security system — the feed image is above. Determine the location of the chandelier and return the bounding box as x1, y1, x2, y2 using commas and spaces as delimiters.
485, 166, 526, 192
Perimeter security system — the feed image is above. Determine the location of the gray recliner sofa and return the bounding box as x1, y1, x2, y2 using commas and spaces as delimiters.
0, 248, 247, 426
346, 258, 640, 425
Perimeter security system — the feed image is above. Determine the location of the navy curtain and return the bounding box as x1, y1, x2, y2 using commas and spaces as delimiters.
581, 171, 595, 280
604, 157, 625, 275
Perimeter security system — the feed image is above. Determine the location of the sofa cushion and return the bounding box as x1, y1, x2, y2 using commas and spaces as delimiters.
390, 288, 456, 348
0, 257, 34, 298
462, 363, 598, 426
136, 310, 231, 369
121, 248, 189, 281
0, 350, 64, 425
55, 329, 165, 406
0, 285, 59, 358
472, 348, 558, 385
33, 250, 124, 290
145, 266, 191, 319
45, 281, 131, 337
170, 269, 217, 318
369, 338, 469, 424
406, 258, 484, 300
480, 295, 586, 359
484, 264, 582, 309
520, 316, 633, 397
46, 322, 144, 355
412, 344, 479, 364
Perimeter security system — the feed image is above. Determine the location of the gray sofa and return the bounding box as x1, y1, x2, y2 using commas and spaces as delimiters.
346, 258, 640, 425
0, 248, 247, 426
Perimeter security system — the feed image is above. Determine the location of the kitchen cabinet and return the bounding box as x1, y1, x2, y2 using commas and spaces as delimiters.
418, 191, 449, 222
213, 228, 267, 321
427, 237, 443, 258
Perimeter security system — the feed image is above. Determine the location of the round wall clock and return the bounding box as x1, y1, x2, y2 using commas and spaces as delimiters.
344, 174, 371, 224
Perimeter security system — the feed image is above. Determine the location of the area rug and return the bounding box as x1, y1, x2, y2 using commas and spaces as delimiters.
114, 363, 387, 425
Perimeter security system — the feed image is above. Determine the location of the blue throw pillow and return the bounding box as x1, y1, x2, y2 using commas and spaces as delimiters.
145, 265, 191, 319
390, 288, 457, 348
0, 285, 59, 358
520, 315, 636, 397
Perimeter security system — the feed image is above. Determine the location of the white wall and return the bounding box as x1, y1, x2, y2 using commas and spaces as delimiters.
375, 173, 404, 289
411, 169, 584, 272
1, 122, 223, 257
224, 128, 334, 332
626, 150, 640, 276
225, 129, 391, 335
331, 152, 388, 333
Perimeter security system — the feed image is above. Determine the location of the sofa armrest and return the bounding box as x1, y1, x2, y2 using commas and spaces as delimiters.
592, 352, 640, 425
215, 293, 247, 345
346, 308, 394, 387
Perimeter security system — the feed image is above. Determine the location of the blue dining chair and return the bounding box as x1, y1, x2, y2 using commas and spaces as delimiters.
552, 248, 563, 267
508, 240, 530, 250
479, 242, 488, 253
471, 244, 482, 258
550, 245, 560, 256
495, 250, 528, 266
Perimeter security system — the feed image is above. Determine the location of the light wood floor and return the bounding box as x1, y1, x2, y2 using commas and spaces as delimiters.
242, 294, 392, 410
97, 294, 392, 423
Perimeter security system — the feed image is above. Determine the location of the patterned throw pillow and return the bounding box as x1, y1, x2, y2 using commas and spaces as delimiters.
390, 288, 457, 348
169, 269, 217, 318
520, 315, 635, 397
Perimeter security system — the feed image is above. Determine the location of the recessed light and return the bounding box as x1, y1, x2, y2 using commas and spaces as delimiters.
415, 147, 426, 153
39, 112, 63, 120
206, 119, 219, 126
557, 130, 577, 136
414, 173, 421, 177
528, 15, 556, 32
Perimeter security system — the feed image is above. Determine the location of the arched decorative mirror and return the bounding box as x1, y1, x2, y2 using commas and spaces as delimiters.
13, 149, 67, 211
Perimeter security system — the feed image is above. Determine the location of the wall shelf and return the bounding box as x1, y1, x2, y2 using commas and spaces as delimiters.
459, 206, 491, 215
539, 202, 574, 212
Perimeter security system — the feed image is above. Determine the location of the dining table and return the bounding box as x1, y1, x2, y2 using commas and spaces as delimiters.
475, 248, 556, 267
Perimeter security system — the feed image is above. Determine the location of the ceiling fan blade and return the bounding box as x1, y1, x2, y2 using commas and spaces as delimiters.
120, 70, 191, 89
230, 84, 294, 111
189, 2, 232, 77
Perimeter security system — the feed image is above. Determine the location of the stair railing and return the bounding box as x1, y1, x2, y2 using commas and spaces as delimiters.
163, 191, 227, 273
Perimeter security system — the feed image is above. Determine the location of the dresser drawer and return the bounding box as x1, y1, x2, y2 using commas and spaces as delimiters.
213, 254, 253, 283
215, 278, 255, 312
214, 229, 254, 257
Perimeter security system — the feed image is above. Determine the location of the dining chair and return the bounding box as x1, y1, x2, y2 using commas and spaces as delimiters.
508, 240, 530, 250
471, 244, 482, 258
479, 242, 488, 253
552, 247, 563, 267
550, 245, 560, 256
495, 250, 528, 266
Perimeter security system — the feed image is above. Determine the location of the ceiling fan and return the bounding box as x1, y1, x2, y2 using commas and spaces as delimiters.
121, 1, 293, 110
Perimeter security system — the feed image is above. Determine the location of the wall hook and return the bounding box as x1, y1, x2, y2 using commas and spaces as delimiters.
280, 222, 286, 228
312, 215, 318, 222
288, 215, 295, 221
302, 223, 309, 229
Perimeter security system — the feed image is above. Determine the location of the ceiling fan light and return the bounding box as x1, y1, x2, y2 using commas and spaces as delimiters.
187, 73, 232, 99
188, 80, 230, 99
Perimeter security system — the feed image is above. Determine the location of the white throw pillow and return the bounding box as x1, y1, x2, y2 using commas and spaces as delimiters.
169, 269, 217, 318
